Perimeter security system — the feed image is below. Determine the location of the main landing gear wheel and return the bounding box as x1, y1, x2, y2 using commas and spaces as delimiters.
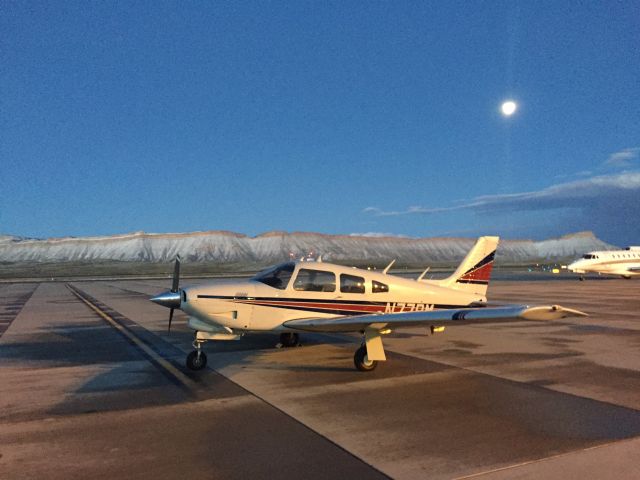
280, 332, 299, 347
354, 344, 377, 372
186, 350, 207, 370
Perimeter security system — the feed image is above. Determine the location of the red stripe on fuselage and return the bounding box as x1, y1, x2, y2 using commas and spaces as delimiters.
205, 297, 447, 314
234, 299, 387, 313
267, 301, 385, 313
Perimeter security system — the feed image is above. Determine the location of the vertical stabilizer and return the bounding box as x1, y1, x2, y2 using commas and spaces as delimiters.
436, 236, 499, 296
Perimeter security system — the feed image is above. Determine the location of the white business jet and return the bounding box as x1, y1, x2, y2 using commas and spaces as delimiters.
151, 236, 586, 371
568, 246, 640, 279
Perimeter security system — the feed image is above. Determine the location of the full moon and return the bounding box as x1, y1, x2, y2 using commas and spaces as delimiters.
501, 100, 517, 116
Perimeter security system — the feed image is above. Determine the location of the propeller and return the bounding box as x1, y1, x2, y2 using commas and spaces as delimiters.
150, 256, 182, 331
168, 255, 181, 331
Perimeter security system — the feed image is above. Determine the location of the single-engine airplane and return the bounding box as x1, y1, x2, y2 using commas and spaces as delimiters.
151, 236, 587, 371
568, 246, 640, 279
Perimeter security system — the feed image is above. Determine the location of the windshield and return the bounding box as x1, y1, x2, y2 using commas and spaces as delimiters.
253, 262, 295, 290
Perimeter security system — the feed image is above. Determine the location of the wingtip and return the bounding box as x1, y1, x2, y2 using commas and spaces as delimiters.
521, 305, 588, 321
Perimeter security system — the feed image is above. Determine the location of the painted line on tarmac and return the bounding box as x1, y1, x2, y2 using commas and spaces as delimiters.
66, 283, 194, 389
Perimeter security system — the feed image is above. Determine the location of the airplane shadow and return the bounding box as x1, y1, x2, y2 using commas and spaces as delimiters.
0, 321, 149, 365
202, 336, 453, 390
1, 319, 454, 420
0, 321, 246, 419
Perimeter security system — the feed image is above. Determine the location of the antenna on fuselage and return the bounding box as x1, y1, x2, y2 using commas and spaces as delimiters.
382, 259, 396, 274
417, 266, 431, 281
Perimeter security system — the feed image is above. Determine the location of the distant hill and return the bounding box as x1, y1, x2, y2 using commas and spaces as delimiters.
0, 230, 617, 268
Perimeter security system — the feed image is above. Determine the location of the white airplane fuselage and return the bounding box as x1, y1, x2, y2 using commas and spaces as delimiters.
568, 247, 640, 279
180, 262, 487, 334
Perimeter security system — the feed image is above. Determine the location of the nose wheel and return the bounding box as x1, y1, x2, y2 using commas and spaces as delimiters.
186, 341, 208, 370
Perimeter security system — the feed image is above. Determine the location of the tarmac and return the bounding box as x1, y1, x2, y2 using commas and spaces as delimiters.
1, 277, 639, 479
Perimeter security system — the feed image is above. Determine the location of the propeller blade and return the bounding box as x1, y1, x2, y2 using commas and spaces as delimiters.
167, 256, 181, 333
171, 255, 181, 293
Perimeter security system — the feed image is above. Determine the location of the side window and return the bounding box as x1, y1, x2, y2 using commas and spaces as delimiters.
293, 269, 336, 292
372, 280, 389, 293
340, 274, 365, 294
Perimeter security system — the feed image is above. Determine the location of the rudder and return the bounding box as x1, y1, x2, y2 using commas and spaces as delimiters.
437, 236, 499, 296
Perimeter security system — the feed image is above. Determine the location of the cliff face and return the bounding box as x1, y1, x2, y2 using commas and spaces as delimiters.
0, 230, 616, 266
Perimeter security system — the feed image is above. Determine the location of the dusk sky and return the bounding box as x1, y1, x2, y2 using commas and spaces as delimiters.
2, 1, 638, 245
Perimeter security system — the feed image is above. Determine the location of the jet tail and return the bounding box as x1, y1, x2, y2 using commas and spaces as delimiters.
433, 236, 499, 296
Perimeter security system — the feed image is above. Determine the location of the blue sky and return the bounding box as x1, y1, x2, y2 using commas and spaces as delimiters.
2, 1, 638, 245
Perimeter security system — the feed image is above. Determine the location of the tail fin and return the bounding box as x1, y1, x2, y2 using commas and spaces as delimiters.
437, 236, 499, 296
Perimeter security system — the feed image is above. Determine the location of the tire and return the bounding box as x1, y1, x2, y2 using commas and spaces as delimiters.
280, 332, 299, 347
354, 345, 377, 372
186, 350, 207, 370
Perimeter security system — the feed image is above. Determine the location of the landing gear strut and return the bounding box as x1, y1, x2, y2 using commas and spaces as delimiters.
186, 340, 208, 370
354, 344, 378, 372
280, 332, 299, 347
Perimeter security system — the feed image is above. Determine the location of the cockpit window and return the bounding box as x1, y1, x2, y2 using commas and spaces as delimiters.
253, 262, 295, 290
582, 254, 596, 259
293, 268, 336, 292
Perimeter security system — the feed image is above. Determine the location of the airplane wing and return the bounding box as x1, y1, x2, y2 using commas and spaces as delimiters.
627, 267, 640, 272
283, 305, 587, 333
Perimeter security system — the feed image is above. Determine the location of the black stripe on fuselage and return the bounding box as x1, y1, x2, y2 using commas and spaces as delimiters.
249, 304, 374, 316
197, 295, 389, 305
196, 295, 467, 316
